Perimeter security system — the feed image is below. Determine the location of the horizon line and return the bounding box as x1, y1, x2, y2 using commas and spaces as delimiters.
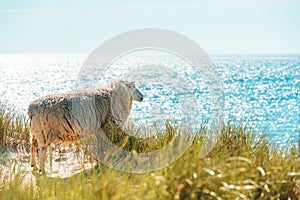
0, 53, 299, 56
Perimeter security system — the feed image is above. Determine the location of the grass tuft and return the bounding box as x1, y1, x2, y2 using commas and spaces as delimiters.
0, 103, 30, 150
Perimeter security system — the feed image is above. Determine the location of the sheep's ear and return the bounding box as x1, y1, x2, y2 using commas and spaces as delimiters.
129, 81, 135, 86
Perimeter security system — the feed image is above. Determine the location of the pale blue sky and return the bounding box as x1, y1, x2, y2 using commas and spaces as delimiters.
0, 0, 299, 54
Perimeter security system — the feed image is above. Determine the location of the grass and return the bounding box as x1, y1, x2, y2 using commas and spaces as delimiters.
0, 103, 299, 199
0, 103, 30, 150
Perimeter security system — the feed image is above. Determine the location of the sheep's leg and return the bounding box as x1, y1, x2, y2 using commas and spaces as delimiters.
30, 116, 40, 170
30, 134, 38, 170
39, 146, 47, 174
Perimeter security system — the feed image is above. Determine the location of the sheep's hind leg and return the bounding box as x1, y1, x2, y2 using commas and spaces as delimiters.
39, 146, 48, 174
30, 135, 38, 170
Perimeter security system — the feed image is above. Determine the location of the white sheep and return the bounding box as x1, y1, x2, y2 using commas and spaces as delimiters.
28, 80, 143, 172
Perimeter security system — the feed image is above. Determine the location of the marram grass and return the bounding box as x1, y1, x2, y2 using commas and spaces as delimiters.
0, 103, 299, 199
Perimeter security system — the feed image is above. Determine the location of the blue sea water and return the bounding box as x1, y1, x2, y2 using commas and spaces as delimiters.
214, 55, 299, 145
0, 54, 299, 146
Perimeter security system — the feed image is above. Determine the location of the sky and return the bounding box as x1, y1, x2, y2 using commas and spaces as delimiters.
0, 0, 299, 54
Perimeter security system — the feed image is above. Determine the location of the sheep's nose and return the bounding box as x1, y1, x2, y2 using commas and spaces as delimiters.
133, 90, 143, 102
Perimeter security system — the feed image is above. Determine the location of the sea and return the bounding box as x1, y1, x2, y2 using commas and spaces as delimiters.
0, 54, 299, 147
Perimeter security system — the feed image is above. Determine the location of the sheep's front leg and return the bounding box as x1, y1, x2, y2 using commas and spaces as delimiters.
38, 146, 48, 174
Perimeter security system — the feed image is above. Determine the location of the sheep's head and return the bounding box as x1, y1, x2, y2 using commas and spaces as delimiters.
105, 80, 143, 125
125, 81, 143, 102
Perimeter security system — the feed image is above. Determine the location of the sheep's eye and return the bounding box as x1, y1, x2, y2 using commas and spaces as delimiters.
129, 85, 134, 89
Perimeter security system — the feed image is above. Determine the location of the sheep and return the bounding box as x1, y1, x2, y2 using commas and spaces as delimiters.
28, 80, 143, 172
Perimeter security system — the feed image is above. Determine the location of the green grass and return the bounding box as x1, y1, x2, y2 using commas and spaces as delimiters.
0, 103, 299, 199
0, 103, 30, 150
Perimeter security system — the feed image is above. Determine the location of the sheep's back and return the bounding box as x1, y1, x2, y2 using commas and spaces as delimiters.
28, 90, 112, 142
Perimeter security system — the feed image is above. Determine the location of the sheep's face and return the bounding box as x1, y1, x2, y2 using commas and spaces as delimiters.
126, 81, 143, 102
